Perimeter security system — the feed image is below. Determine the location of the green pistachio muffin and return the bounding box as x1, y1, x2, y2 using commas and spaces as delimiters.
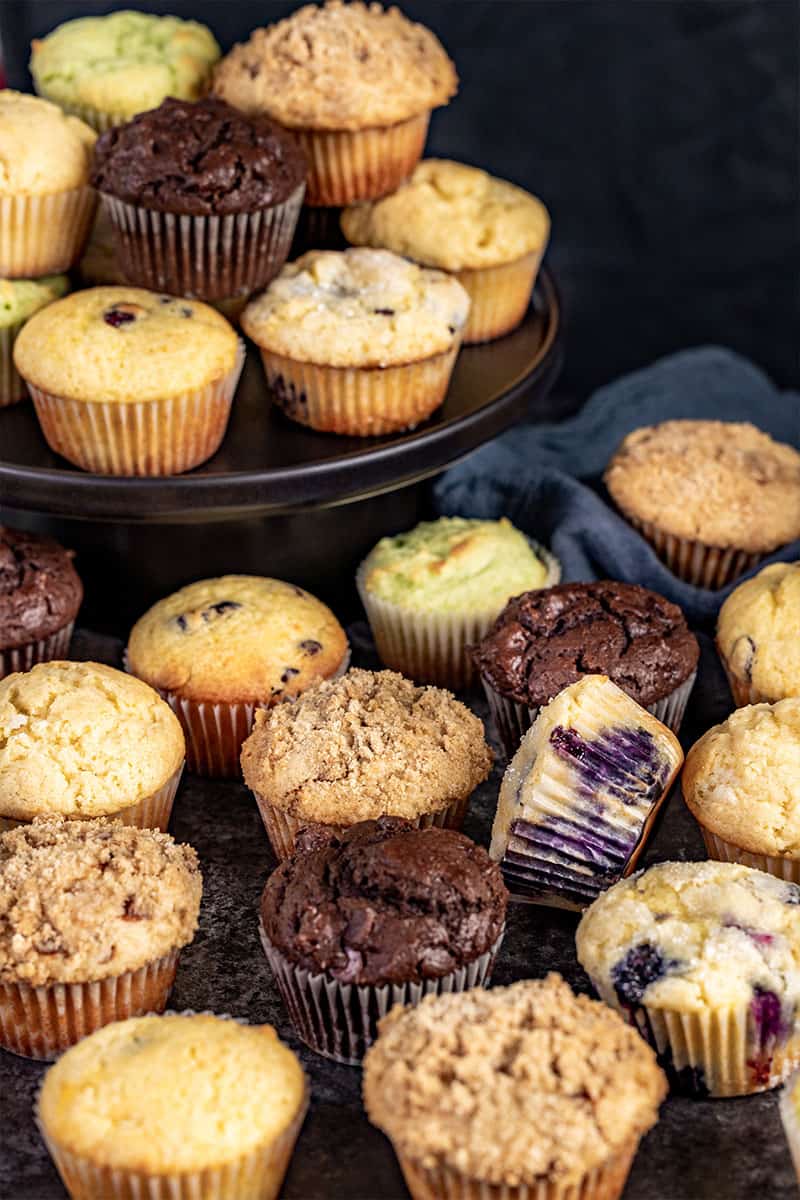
30, 10, 221, 132
357, 517, 560, 688
0, 275, 69, 405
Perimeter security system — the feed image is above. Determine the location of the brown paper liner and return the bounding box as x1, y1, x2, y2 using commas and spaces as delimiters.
696, 826, 800, 884
26, 340, 244, 476
457, 249, 545, 344
0, 621, 74, 680
0, 187, 97, 277
296, 113, 429, 206
780, 1074, 800, 1181
623, 513, 763, 589
0, 948, 180, 1059
259, 342, 459, 436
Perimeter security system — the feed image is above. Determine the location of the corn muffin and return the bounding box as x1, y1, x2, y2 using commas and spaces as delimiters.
0, 274, 69, 405
0, 525, 82, 678
716, 561, 800, 705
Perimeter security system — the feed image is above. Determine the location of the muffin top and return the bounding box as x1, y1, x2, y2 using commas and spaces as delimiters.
37, 1013, 306, 1173
261, 818, 507, 985
717, 562, 800, 701
683, 699, 800, 858
359, 517, 557, 615
30, 11, 220, 121
0, 817, 200, 986
241, 247, 470, 367
127, 575, 348, 704
604, 420, 800, 553
0, 275, 69, 329
13, 286, 239, 405
240, 668, 492, 824
212, 1, 457, 131
342, 160, 550, 271
472, 581, 698, 708
0, 525, 82, 651
91, 97, 306, 216
363, 974, 665, 1186
0, 91, 95, 195
0, 661, 184, 820
576, 861, 800, 1014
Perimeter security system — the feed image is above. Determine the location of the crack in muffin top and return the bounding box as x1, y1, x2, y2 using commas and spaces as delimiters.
0, 526, 82, 651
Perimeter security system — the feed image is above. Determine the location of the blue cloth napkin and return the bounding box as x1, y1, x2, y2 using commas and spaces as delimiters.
434, 346, 800, 625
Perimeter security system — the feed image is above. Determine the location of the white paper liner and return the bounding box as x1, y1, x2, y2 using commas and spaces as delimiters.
0, 947, 180, 1060
27, 340, 245, 476
295, 113, 429, 206
0, 621, 74, 680
780, 1073, 800, 1182
697, 826, 800, 884
457, 248, 545, 344
0, 319, 28, 406
260, 921, 503, 1065
356, 540, 561, 689
626, 514, 763, 589
0, 187, 97, 277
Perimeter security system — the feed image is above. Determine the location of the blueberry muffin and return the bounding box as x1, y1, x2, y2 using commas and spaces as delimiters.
0, 274, 69, 405
363, 975, 666, 1200
0, 817, 200, 1057
13, 285, 243, 476
0, 526, 82, 678
240, 668, 492, 858
241, 247, 469, 435
716, 561, 800, 705
127, 575, 349, 779
213, 0, 457, 205
260, 818, 507, 1062
577, 860, 800, 1096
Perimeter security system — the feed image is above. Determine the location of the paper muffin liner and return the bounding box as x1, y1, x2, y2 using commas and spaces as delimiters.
30, 91, 126, 134
695, 826, 800, 885
0, 621, 74, 680
253, 792, 470, 862
0, 319, 29, 406
259, 342, 460, 436
780, 1072, 800, 1181
0, 947, 180, 1060
0, 187, 97, 277
260, 921, 502, 1065
392, 1137, 639, 1200
482, 668, 697, 760
100, 185, 305, 300
356, 541, 561, 690
624, 513, 763, 589
457, 248, 545, 344
26, 339, 245, 476
295, 112, 429, 206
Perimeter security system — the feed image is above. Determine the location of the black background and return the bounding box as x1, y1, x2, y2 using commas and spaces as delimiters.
2, 0, 799, 399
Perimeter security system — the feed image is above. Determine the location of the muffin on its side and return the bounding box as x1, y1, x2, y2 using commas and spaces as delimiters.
37, 1013, 308, 1200
683, 698, 800, 881
342, 159, 550, 342
0, 525, 82, 678
127, 575, 349, 779
716, 561, 800, 705
0, 817, 200, 1058
242, 247, 469, 436
213, 0, 457, 205
14, 286, 244, 476
241, 668, 493, 858
605, 420, 800, 588
363, 975, 666, 1200
260, 818, 507, 1062
0, 275, 69, 405
577, 860, 800, 1097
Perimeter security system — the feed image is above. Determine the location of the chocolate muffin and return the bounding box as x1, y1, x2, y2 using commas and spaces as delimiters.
0, 526, 82, 678
92, 97, 307, 298
473, 581, 698, 756
259, 818, 507, 1063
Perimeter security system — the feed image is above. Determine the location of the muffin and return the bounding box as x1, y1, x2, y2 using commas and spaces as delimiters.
0, 92, 96, 277
716, 561, 800, 705
13, 286, 244, 476
357, 517, 560, 688
363, 975, 666, 1200
473, 580, 699, 757
213, 0, 457, 206
0, 274, 69, 405
92, 97, 306, 300
0, 525, 82, 678
342, 159, 550, 342
490, 675, 683, 909
30, 10, 220, 132
604, 420, 800, 588
259, 818, 507, 1063
241, 247, 469, 436
0, 661, 185, 832
127, 575, 349, 779
0, 817, 200, 1058
781, 1071, 800, 1181
683, 699, 800, 882
37, 1013, 308, 1200
576, 860, 800, 1097
240, 668, 493, 858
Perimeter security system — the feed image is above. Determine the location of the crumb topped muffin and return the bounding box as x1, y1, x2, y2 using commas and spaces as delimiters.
363, 975, 665, 1197
0, 525, 82, 677
716, 561, 800, 705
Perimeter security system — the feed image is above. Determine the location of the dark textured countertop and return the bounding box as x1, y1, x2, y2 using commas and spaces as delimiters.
1, 627, 796, 1200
